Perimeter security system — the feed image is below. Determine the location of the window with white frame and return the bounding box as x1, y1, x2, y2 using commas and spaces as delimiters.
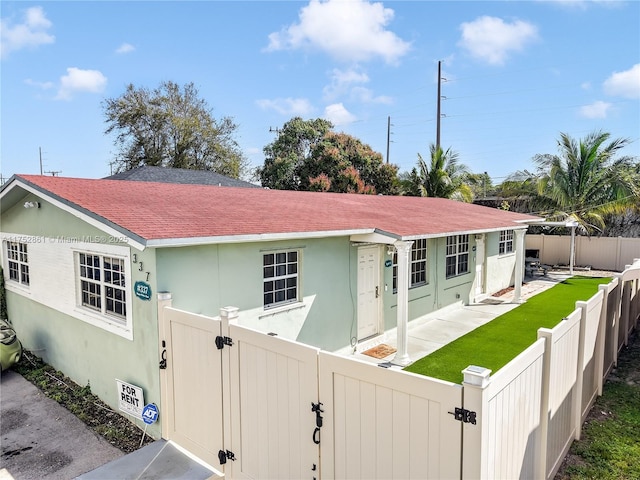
392, 239, 428, 292
499, 230, 514, 255
6, 241, 30, 286
77, 252, 126, 320
446, 235, 469, 278
263, 250, 299, 309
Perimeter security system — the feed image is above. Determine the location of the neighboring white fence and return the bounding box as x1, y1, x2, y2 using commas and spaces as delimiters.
467, 259, 640, 480
526, 235, 640, 271
159, 259, 640, 479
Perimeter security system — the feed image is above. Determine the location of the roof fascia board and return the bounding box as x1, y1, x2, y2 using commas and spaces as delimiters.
350, 231, 399, 245
146, 228, 377, 248
398, 225, 529, 241
4, 179, 146, 251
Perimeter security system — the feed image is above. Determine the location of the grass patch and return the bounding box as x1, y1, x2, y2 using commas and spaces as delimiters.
404, 276, 611, 383
556, 332, 640, 479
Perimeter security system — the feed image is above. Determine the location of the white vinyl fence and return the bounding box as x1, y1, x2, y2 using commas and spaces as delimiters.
466, 259, 640, 480
526, 234, 640, 271
158, 259, 640, 479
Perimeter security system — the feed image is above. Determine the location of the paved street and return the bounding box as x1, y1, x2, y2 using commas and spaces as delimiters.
0, 370, 123, 480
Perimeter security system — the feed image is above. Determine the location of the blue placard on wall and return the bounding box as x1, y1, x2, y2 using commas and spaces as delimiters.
134, 281, 152, 301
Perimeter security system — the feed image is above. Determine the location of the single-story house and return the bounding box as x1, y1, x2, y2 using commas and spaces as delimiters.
0, 174, 538, 439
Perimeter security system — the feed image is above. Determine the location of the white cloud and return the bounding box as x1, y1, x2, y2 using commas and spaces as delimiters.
25, 78, 54, 90
580, 100, 612, 119
324, 103, 356, 126
1, 6, 55, 59
458, 16, 538, 66
116, 43, 135, 54
323, 67, 392, 104
539, 0, 624, 10
323, 67, 369, 100
256, 97, 314, 116
603, 64, 640, 99
56, 67, 107, 100
350, 86, 393, 104
265, 0, 411, 64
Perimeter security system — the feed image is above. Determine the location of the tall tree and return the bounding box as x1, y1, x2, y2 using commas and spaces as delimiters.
300, 132, 399, 195
493, 170, 556, 213
258, 118, 399, 195
464, 172, 494, 199
534, 130, 640, 233
257, 117, 333, 190
103, 81, 248, 178
398, 168, 423, 196
414, 144, 472, 201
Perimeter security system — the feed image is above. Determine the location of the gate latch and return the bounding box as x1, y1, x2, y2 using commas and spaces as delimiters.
218, 449, 236, 465
311, 402, 324, 444
215, 335, 233, 350
448, 407, 477, 425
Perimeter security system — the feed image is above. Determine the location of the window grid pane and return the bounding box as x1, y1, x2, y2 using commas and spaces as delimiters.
410, 239, 428, 287
6, 242, 30, 285
263, 250, 298, 308
77, 252, 126, 320
499, 230, 514, 255
446, 235, 469, 278
81, 279, 101, 311
393, 239, 428, 293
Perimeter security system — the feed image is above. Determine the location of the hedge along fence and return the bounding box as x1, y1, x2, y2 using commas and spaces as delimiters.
460, 259, 640, 480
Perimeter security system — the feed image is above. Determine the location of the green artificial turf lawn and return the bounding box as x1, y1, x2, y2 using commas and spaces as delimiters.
404, 276, 612, 383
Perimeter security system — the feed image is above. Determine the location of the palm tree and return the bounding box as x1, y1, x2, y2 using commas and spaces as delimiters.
534, 130, 640, 234
416, 144, 472, 201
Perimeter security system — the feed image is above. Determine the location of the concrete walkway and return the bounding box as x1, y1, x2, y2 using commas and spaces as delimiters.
76, 440, 220, 480
341, 271, 572, 367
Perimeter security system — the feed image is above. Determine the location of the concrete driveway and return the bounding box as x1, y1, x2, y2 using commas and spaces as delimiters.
0, 370, 123, 480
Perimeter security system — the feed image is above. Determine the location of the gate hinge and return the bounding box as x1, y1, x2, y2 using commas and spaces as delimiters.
215, 335, 233, 350
448, 407, 477, 425
218, 449, 236, 465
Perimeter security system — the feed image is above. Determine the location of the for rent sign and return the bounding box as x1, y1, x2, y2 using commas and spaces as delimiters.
116, 379, 145, 419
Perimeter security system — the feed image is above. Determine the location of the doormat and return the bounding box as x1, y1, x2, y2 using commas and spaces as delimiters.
362, 344, 396, 359
481, 298, 505, 305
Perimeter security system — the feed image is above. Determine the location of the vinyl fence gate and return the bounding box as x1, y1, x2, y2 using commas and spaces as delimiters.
159, 304, 464, 479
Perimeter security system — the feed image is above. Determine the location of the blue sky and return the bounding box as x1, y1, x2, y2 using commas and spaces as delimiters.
2, 1, 639, 185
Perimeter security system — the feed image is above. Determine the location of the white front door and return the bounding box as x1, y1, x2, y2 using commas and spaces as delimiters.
357, 245, 381, 341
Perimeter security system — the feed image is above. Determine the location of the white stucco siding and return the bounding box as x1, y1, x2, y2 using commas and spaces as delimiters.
485, 251, 517, 295
1, 234, 133, 339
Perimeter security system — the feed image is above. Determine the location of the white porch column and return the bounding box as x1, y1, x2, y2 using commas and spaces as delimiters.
513, 229, 526, 303
392, 240, 413, 366
570, 225, 576, 275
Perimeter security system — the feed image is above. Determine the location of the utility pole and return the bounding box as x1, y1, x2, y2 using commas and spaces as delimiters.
436, 61, 442, 149
386, 116, 391, 164
269, 127, 281, 136
39, 147, 43, 175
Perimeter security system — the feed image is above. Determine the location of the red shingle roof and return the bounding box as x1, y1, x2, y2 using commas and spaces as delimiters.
14, 175, 539, 244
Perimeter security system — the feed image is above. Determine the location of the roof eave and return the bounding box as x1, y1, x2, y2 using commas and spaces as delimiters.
145, 228, 378, 248
3, 177, 147, 251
